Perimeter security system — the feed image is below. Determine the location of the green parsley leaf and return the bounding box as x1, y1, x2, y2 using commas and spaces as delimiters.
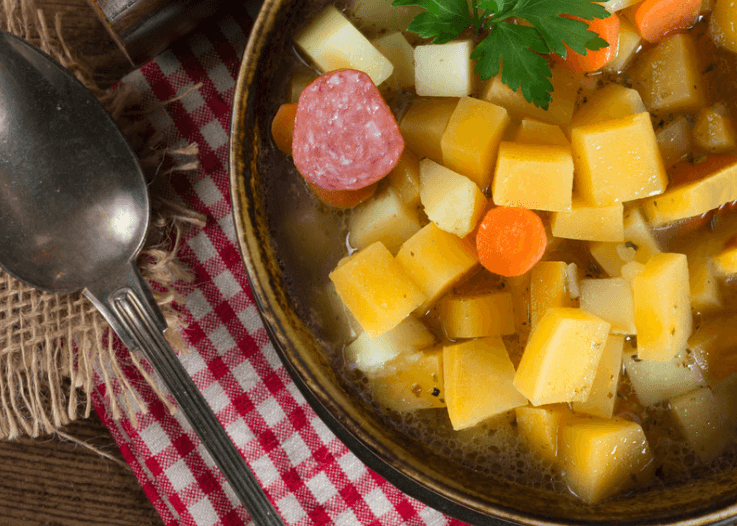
392, 0, 480, 43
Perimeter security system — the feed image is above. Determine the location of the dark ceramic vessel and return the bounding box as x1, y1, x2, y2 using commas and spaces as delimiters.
228, 0, 737, 523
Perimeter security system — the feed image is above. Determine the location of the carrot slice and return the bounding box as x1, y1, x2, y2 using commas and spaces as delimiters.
635, 0, 700, 43
271, 103, 298, 155
307, 180, 378, 209
556, 12, 620, 73
475, 206, 547, 277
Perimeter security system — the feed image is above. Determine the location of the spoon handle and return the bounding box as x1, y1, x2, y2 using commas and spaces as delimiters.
85, 264, 285, 526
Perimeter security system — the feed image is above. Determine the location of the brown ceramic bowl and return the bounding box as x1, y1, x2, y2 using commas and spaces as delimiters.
228, 1, 737, 523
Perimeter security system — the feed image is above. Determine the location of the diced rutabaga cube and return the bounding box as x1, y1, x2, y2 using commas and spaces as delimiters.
507, 273, 532, 352
623, 345, 705, 406
603, 17, 642, 73
419, 159, 486, 238
369, 348, 446, 412
513, 119, 569, 147
513, 308, 610, 406
414, 40, 473, 97
641, 157, 737, 226
530, 261, 574, 329
294, 6, 393, 86
396, 223, 478, 312
671, 387, 731, 462
572, 335, 624, 419
559, 418, 655, 504
571, 112, 668, 207
440, 292, 515, 339
515, 405, 570, 463
688, 316, 737, 383
632, 253, 692, 362
387, 149, 422, 209
693, 103, 737, 155
657, 115, 693, 168
329, 242, 426, 337
371, 32, 415, 89
444, 337, 528, 430
349, 188, 421, 253
689, 256, 722, 313
589, 241, 627, 277
710, 0, 737, 53
580, 278, 636, 335
492, 142, 574, 211
344, 316, 436, 374
400, 98, 459, 164
567, 84, 646, 133
550, 201, 624, 242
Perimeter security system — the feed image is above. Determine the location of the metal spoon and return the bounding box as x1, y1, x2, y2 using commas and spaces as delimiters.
0, 30, 284, 526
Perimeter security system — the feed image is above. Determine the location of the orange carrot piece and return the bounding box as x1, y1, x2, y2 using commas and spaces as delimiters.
307, 180, 378, 209
635, 0, 700, 43
475, 206, 547, 277
556, 12, 620, 73
271, 103, 298, 155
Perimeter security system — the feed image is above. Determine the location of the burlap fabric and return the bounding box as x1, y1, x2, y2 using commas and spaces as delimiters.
0, 0, 203, 439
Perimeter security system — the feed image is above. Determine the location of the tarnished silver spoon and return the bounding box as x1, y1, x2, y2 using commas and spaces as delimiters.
0, 30, 283, 525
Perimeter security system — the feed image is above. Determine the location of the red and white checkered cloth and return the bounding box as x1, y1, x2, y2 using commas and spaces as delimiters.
88, 11, 471, 526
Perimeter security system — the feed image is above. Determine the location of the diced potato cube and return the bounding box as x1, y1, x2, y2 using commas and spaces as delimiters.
400, 98, 459, 164
671, 387, 730, 462
641, 156, 737, 226
713, 373, 737, 427
329, 242, 426, 337
657, 115, 693, 168
387, 149, 422, 209
693, 103, 737, 154
344, 316, 436, 374
370, 348, 446, 412
579, 278, 636, 334
441, 97, 510, 189
632, 253, 692, 362
419, 160, 486, 238
492, 142, 574, 211
689, 257, 722, 313
514, 308, 611, 406
714, 242, 737, 274
444, 337, 528, 430
603, 17, 642, 73
688, 316, 737, 383
514, 119, 570, 146
602, 0, 641, 12
480, 64, 580, 126
396, 223, 478, 311
294, 6, 394, 86
530, 262, 573, 329
589, 241, 626, 277
349, 188, 421, 253
440, 292, 515, 339
710, 0, 737, 53
572, 336, 624, 419
559, 418, 655, 504
507, 273, 532, 352
515, 405, 569, 463
551, 201, 624, 242
288, 70, 317, 103
624, 346, 705, 406
623, 207, 662, 261
371, 32, 415, 89
571, 113, 668, 206
414, 40, 473, 97
567, 84, 646, 133
630, 33, 706, 114
352, 0, 423, 31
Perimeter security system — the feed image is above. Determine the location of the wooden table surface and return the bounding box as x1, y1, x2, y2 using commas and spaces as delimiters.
0, 1, 224, 524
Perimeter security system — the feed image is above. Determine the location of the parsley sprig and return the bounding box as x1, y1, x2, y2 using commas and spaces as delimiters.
391, 0, 611, 109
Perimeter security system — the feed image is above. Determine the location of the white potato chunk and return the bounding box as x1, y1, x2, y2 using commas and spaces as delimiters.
624, 346, 706, 406
372, 32, 415, 89
415, 40, 474, 97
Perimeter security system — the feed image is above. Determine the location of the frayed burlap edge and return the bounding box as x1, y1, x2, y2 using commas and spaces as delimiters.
0, 0, 206, 439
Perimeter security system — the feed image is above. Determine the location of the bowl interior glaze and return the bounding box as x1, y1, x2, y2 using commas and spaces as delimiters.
228, 1, 737, 523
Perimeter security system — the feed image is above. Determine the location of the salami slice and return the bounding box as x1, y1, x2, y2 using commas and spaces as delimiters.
292, 69, 404, 191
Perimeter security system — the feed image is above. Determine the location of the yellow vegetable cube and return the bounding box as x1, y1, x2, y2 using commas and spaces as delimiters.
603, 17, 642, 73
288, 70, 317, 103
693, 103, 737, 154
550, 201, 624, 242
513, 308, 611, 406
400, 98, 459, 164
507, 273, 532, 356
396, 223, 478, 311
371, 32, 415, 89
631, 33, 706, 114
329, 242, 426, 337
632, 253, 692, 362
710, 0, 737, 54
567, 84, 646, 133
440, 292, 515, 339
492, 142, 574, 211
624, 345, 706, 406
515, 405, 568, 463
559, 418, 655, 504
571, 112, 668, 206
513, 119, 569, 146
714, 243, 737, 275
349, 188, 421, 253
623, 207, 662, 260
441, 97, 511, 189
414, 40, 473, 97
689, 257, 722, 313
352, 0, 423, 31
671, 387, 730, 462
530, 261, 573, 329
387, 149, 422, 209
579, 278, 636, 335
572, 336, 624, 419
370, 348, 446, 412
294, 6, 394, 86
657, 115, 693, 168
419, 159, 487, 238
589, 241, 626, 277
688, 316, 737, 383
444, 337, 528, 430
